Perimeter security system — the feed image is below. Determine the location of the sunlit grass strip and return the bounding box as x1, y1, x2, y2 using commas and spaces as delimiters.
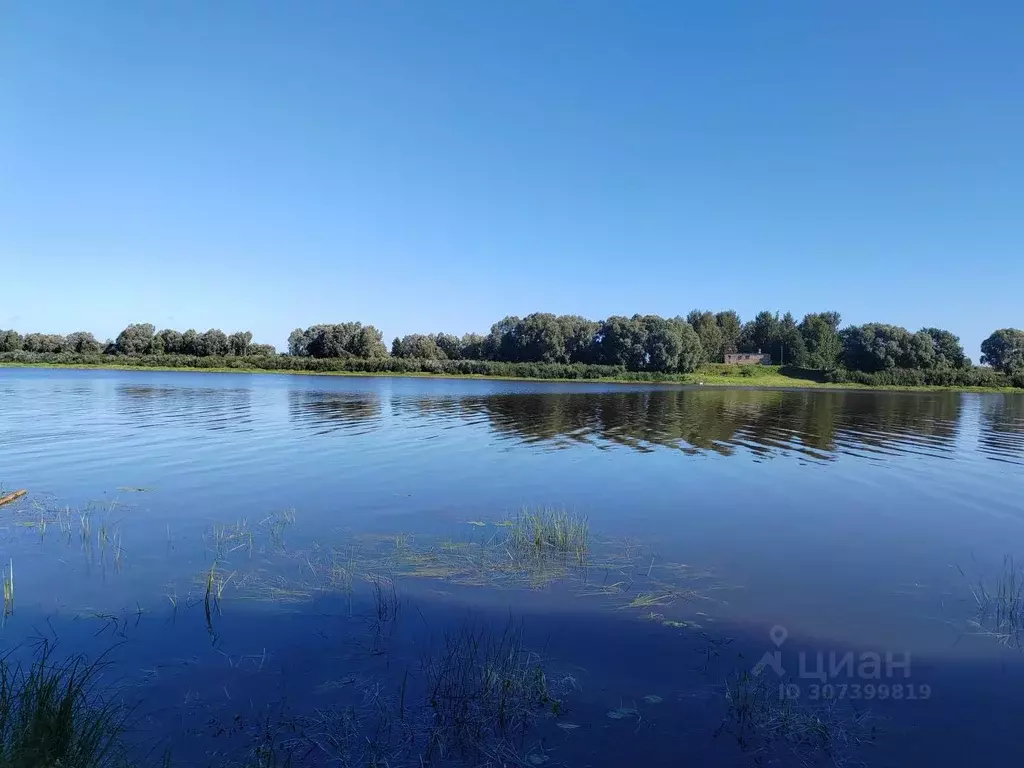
0, 644, 131, 768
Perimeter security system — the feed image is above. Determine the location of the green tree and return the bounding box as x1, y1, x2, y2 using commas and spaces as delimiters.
288, 328, 310, 356
841, 323, 935, 372
460, 333, 486, 360
249, 343, 277, 356
740, 311, 781, 358
196, 329, 230, 357
228, 331, 253, 356
64, 331, 101, 354
0, 329, 24, 352
22, 333, 66, 353
304, 323, 387, 359
434, 333, 463, 360
981, 328, 1024, 373
557, 315, 599, 364
799, 312, 842, 370
715, 310, 742, 355
594, 315, 647, 369
181, 329, 200, 356
392, 334, 443, 359
114, 323, 155, 356
775, 312, 807, 366
687, 310, 724, 363
483, 316, 522, 361
920, 327, 969, 369
515, 313, 569, 363
156, 329, 184, 354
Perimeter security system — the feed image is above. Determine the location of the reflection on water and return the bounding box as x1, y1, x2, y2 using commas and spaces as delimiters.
116, 383, 253, 432
287, 388, 382, 435
395, 388, 966, 461
979, 395, 1024, 465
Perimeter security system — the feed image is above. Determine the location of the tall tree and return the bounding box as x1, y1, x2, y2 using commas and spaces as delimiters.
775, 312, 807, 366
64, 331, 101, 354
687, 310, 724, 363
920, 327, 969, 369
740, 311, 781, 357
22, 333, 66, 353
516, 313, 569, 363
715, 311, 743, 355
842, 323, 935, 372
196, 329, 230, 357
228, 331, 254, 356
392, 334, 443, 359
594, 315, 647, 369
156, 329, 184, 354
434, 333, 463, 360
114, 323, 155, 356
460, 333, 486, 360
557, 315, 599, 364
799, 313, 842, 370
181, 329, 200, 356
0, 330, 22, 353
981, 329, 1024, 373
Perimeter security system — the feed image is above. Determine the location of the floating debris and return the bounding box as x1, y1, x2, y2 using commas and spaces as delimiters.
606, 706, 639, 720
0, 489, 27, 508
116, 486, 155, 493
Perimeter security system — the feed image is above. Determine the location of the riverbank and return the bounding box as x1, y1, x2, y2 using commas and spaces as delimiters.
2, 360, 1020, 394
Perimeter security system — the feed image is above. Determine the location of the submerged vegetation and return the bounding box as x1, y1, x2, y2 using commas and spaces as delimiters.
961, 555, 1024, 649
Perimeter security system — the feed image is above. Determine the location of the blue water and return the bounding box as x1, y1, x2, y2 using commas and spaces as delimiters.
1, 368, 1023, 765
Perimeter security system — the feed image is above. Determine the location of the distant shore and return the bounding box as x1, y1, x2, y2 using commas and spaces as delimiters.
2, 360, 1019, 394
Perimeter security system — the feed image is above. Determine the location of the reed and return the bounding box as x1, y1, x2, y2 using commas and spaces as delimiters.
0, 643, 132, 768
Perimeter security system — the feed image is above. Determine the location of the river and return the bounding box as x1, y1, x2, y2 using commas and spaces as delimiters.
1, 368, 1023, 766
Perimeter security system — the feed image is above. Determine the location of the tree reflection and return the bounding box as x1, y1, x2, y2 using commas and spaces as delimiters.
287, 390, 382, 434
403, 389, 966, 460
116, 385, 252, 432
978, 395, 1024, 465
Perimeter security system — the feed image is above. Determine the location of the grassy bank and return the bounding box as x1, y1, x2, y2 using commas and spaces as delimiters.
1, 354, 1020, 393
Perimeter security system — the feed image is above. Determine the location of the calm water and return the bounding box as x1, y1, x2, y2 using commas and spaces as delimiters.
2, 368, 1024, 766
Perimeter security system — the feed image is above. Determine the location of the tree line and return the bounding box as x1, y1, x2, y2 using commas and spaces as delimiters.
0, 324, 276, 358
1, 313, 1022, 383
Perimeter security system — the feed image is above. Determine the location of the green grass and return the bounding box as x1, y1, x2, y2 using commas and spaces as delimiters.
2, 360, 1018, 393
504, 507, 590, 563
0, 643, 132, 768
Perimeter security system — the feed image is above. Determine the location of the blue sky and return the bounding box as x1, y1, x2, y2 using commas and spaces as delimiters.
1, 1, 1021, 359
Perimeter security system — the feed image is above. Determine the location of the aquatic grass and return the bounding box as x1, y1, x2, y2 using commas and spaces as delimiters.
0, 642, 133, 768
2, 561, 12, 618
960, 554, 1024, 648
718, 669, 875, 767
504, 507, 589, 563
207, 520, 255, 559
421, 619, 570, 764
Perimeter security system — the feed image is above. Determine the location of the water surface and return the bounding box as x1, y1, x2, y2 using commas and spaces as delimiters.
1, 368, 1023, 765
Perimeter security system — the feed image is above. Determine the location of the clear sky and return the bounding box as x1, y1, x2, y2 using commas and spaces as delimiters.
2, 2, 1021, 359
